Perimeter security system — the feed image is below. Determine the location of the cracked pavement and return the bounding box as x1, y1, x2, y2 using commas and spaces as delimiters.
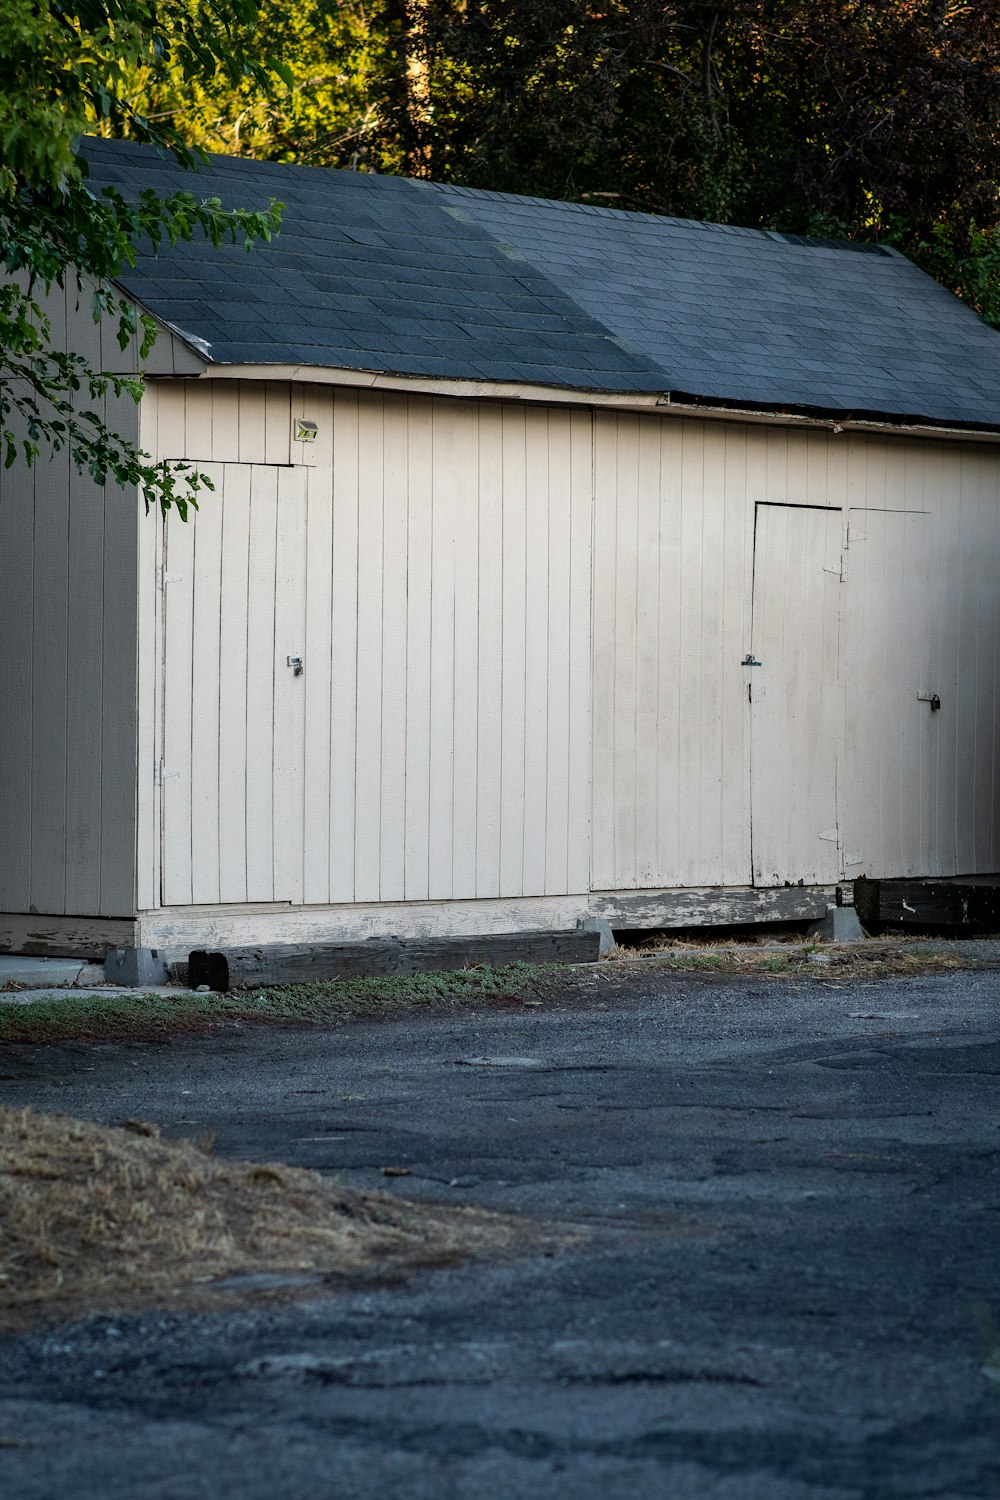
1, 962, 999, 1498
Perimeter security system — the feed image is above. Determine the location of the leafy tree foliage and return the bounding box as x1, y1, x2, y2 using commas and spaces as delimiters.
373, 0, 1000, 322
0, 0, 286, 514
102, 2, 1000, 323
100, 0, 382, 168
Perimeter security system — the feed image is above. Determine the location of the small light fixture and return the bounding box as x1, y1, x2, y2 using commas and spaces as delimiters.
293, 418, 318, 443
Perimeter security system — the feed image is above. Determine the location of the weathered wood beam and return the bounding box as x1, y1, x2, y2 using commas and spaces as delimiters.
589, 886, 835, 929
854, 878, 1000, 928
0, 914, 138, 959
188, 928, 601, 992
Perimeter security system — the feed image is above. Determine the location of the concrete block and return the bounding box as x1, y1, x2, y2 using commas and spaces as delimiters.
578, 917, 617, 956
807, 905, 865, 943
103, 947, 169, 987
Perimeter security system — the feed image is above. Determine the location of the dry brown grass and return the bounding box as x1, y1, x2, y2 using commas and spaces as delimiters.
0, 1107, 539, 1329
626, 930, 809, 951
604, 941, 974, 981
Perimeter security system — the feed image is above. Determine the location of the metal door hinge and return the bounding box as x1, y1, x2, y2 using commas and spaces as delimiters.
155, 762, 180, 785
823, 557, 846, 581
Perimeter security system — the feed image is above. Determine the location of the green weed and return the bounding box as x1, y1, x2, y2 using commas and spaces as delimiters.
0, 963, 559, 1047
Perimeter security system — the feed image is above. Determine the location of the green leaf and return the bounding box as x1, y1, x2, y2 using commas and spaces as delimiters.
0, 0, 287, 516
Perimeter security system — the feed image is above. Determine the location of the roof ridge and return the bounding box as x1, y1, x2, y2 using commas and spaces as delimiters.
85, 138, 895, 258
424, 179, 895, 256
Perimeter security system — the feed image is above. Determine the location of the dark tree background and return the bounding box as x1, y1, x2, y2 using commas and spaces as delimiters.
113, 0, 1000, 322
368, 0, 1000, 321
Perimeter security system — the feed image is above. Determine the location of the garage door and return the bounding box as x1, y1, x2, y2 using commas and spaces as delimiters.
160, 463, 308, 905
749, 504, 843, 887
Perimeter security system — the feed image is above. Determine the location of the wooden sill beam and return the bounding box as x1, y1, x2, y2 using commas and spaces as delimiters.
189, 928, 601, 992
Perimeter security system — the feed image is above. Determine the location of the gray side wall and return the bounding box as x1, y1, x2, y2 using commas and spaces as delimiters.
0, 275, 201, 919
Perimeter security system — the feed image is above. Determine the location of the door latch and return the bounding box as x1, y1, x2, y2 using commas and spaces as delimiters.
287, 655, 304, 677
741, 654, 762, 667
917, 691, 941, 710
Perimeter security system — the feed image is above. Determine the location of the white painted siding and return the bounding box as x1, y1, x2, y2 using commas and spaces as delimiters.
750, 504, 842, 886
4, 275, 1000, 941
145, 378, 294, 466
159, 461, 310, 906
592, 414, 1000, 889
842, 507, 931, 878
137, 383, 1000, 916
592, 416, 752, 890
150, 389, 593, 907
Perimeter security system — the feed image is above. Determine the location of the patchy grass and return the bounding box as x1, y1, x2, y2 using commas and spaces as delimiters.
0, 944, 985, 1049
0, 963, 566, 1047
0, 1106, 548, 1330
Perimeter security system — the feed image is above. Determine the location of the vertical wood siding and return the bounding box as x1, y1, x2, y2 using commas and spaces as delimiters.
750, 504, 842, 886
842, 508, 930, 878
6, 325, 1000, 927
592, 416, 753, 890
152, 389, 593, 906
138, 383, 1000, 911
0, 277, 199, 917
592, 414, 1000, 889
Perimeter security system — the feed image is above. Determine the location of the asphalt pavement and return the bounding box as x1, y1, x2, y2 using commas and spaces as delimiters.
1, 961, 999, 1498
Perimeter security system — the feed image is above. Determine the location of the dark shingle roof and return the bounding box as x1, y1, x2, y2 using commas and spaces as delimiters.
81, 138, 1000, 429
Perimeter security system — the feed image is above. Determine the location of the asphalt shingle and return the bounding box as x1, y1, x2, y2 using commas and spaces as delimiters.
80, 138, 1000, 428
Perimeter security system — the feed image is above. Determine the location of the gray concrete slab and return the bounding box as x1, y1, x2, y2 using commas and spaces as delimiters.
1, 963, 999, 1498
0, 984, 191, 1006
0, 956, 84, 988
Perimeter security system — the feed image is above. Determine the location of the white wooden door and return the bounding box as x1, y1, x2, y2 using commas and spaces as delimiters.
842, 507, 930, 877
161, 463, 308, 905
750, 504, 843, 887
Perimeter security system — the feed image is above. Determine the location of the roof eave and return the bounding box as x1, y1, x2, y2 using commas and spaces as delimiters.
165, 360, 1000, 445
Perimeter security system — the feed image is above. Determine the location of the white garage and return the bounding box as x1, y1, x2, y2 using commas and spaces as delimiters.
2, 139, 999, 959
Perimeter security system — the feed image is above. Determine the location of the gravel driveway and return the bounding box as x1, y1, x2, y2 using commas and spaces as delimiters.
1, 961, 999, 1498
